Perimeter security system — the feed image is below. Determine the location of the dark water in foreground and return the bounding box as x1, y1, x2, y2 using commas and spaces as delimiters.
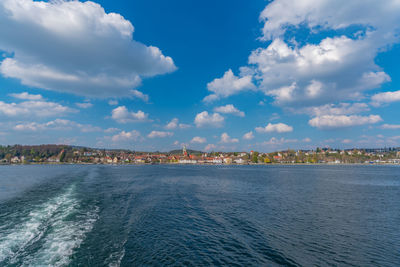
0, 165, 399, 266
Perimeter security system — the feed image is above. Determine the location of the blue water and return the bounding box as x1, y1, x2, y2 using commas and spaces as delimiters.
0, 165, 399, 266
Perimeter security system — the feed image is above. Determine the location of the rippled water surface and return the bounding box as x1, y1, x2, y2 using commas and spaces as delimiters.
0, 164, 399, 266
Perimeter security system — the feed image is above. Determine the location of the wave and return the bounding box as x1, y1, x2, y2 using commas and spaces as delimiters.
0, 184, 98, 266
105, 242, 126, 267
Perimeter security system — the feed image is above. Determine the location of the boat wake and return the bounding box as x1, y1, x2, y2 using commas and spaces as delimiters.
0, 184, 98, 266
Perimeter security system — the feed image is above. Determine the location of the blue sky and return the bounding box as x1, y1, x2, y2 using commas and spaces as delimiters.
0, 0, 399, 152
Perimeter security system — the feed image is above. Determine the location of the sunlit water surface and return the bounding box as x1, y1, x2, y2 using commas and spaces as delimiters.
0, 165, 399, 266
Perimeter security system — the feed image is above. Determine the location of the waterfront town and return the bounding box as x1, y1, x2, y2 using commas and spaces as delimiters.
1, 144, 400, 165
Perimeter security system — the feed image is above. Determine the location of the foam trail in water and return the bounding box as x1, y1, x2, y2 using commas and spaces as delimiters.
0, 185, 75, 263
21, 196, 99, 266
105, 239, 127, 267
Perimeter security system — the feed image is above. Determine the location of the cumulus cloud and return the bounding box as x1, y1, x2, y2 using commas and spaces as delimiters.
204, 69, 255, 102
165, 118, 191, 129
0, 100, 77, 117
111, 106, 149, 123
111, 130, 141, 142
76, 102, 93, 109
255, 122, 293, 133
243, 131, 254, 140
300, 103, 370, 116
381, 124, 400, 130
194, 111, 224, 128
104, 127, 120, 133
178, 123, 191, 129
108, 100, 118, 106
209, 0, 400, 107
259, 0, 400, 42
371, 90, 400, 107
147, 130, 173, 138
204, 144, 217, 151
165, 118, 179, 129
9, 92, 42, 100
0, 0, 176, 97
220, 133, 239, 143
131, 89, 149, 102
248, 38, 390, 106
263, 137, 297, 146
190, 136, 207, 144
14, 119, 101, 132
358, 134, 400, 147
309, 115, 382, 129
213, 104, 245, 117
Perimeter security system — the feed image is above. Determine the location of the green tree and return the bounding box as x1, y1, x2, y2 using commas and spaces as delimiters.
59, 151, 66, 162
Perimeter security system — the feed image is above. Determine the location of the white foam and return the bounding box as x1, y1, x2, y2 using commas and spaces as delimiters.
105, 239, 127, 267
22, 198, 99, 266
0, 185, 75, 263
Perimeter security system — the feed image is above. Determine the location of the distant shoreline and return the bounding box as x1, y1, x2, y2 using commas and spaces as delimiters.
1, 162, 399, 166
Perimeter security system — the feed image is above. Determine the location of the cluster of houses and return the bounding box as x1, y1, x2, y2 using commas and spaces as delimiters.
70, 147, 249, 165
2, 146, 400, 165
55, 147, 400, 165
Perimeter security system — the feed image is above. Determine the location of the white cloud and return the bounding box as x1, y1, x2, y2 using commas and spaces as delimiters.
0, 100, 77, 117
58, 137, 77, 145
194, 111, 224, 128
342, 139, 352, 144
111, 106, 149, 123
211, 0, 400, 107
104, 127, 120, 133
0, 0, 176, 97
9, 92, 42, 100
255, 122, 293, 133
263, 137, 297, 145
248, 38, 391, 106
358, 134, 400, 147
108, 100, 118, 106
131, 89, 149, 102
302, 137, 311, 143
204, 144, 216, 151
76, 102, 93, 109
300, 103, 370, 116
190, 136, 207, 144
266, 82, 297, 104
309, 114, 382, 129
381, 124, 400, 130
165, 118, 191, 129
111, 130, 141, 142
306, 80, 323, 98
147, 130, 173, 138
220, 133, 239, 143
269, 112, 280, 121
178, 123, 191, 129
204, 69, 255, 102
213, 104, 245, 117
14, 119, 101, 132
259, 0, 400, 42
165, 118, 178, 129
371, 90, 400, 106
243, 131, 254, 140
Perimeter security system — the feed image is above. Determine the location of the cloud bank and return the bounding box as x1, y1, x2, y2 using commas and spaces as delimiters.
0, 0, 176, 97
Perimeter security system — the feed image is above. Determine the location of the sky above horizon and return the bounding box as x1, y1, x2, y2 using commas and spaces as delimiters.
0, 0, 400, 152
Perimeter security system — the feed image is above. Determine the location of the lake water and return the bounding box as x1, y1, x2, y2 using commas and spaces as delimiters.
0, 165, 399, 266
